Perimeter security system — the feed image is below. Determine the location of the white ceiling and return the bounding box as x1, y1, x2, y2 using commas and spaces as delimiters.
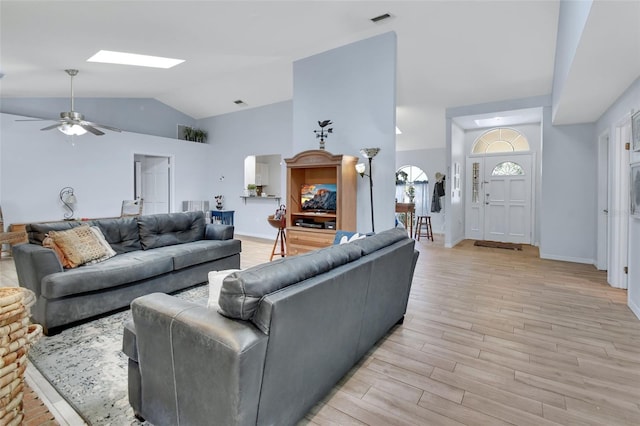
1, 1, 638, 151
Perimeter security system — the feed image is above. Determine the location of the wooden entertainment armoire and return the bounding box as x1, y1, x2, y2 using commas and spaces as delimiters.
285, 150, 358, 255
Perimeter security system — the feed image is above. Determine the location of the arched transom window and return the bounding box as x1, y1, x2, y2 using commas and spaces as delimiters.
491, 161, 524, 176
472, 128, 529, 154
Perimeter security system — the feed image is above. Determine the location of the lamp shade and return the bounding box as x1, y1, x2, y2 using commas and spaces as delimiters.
360, 148, 380, 159
66, 194, 77, 204
355, 163, 366, 174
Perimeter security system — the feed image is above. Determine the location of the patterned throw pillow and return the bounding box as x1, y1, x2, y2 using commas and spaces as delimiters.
49, 225, 108, 268
42, 236, 74, 269
85, 226, 117, 265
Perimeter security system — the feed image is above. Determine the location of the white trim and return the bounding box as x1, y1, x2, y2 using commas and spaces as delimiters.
446, 235, 465, 248
539, 252, 595, 265
628, 294, 640, 320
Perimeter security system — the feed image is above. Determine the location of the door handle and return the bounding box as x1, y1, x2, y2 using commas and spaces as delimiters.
603, 209, 608, 214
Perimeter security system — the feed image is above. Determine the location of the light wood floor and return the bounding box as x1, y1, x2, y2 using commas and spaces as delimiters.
2, 234, 640, 425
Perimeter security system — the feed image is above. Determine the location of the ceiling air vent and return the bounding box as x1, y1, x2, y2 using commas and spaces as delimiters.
370, 13, 391, 23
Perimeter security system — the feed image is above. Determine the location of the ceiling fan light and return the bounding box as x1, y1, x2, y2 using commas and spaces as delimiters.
58, 123, 87, 136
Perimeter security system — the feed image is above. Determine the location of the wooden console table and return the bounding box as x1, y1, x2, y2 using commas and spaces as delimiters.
395, 203, 415, 237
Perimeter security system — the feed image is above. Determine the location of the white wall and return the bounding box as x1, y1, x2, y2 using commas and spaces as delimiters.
447, 122, 466, 247
197, 101, 292, 240
1, 112, 214, 226
596, 76, 640, 318
292, 32, 397, 234
551, 0, 593, 120
396, 148, 446, 233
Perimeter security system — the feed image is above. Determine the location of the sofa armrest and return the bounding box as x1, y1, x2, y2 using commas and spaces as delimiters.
131, 293, 267, 426
205, 223, 234, 240
12, 244, 63, 297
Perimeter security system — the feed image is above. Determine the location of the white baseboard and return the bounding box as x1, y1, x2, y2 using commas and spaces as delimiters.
445, 236, 465, 249
539, 252, 595, 265
629, 296, 640, 321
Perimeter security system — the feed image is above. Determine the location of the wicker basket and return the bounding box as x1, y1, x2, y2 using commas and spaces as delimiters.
0, 288, 42, 425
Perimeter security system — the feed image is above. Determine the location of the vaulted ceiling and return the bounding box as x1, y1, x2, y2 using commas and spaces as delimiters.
1, 1, 638, 151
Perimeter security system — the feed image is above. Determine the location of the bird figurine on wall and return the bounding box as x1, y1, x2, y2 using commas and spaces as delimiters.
313, 120, 333, 150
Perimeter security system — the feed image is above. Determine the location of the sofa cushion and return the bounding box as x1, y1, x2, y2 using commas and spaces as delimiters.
137, 211, 205, 250
92, 217, 142, 254
351, 227, 409, 255
151, 240, 242, 270
41, 250, 174, 298
27, 221, 83, 245
48, 225, 108, 268
218, 243, 362, 321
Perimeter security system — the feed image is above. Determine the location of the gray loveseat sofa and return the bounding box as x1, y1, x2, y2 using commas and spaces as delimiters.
123, 227, 418, 426
13, 211, 240, 335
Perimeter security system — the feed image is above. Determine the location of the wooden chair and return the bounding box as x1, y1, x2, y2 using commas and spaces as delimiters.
121, 199, 143, 217
0, 207, 27, 258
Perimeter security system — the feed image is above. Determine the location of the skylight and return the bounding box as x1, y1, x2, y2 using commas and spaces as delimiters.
87, 50, 184, 69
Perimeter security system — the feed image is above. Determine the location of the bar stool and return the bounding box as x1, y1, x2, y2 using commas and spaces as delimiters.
267, 215, 286, 261
414, 215, 433, 241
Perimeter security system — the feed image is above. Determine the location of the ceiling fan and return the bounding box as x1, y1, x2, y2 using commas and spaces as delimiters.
20, 69, 121, 136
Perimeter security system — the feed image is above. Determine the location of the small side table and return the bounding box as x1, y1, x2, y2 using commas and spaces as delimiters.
395, 203, 415, 237
211, 210, 234, 226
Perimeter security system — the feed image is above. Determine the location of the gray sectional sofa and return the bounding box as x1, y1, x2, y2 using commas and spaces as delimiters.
123, 227, 419, 426
13, 211, 240, 334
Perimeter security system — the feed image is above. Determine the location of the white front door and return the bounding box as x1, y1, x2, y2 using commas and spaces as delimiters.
140, 156, 170, 215
465, 154, 532, 244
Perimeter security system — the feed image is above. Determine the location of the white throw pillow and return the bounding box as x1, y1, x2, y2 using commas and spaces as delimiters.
339, 233, 366, 244
207, 269, 241, 309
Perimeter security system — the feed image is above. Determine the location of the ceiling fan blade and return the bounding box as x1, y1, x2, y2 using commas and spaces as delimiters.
80, 124, 105, 136
83, 121, 122, 133
15, 118, 51, 122
40, 123, 63, 131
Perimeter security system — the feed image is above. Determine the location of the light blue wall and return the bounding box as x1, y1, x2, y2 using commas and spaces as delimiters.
1, 112, 214, 227
1, 97, 196, 139
551, 0, 593, 120
292, 32, 397, 233
396, 148, 447, 234
540, 107, 597, 263
197, 101, 293, 239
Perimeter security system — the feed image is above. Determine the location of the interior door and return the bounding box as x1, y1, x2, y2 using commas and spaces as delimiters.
483, 155, 532, 244
140, 156, 170, 215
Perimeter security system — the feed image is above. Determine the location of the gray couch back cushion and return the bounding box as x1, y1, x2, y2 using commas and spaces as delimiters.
137, 211, 205, 250
92, 217, 142, 254
351, 227, 410, 255
218, 243, 362, 321
27, 221, 83, 245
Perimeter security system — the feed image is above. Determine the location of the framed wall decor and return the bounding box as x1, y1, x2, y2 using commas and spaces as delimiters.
633, 110, 640, 152
631, 163, 640, 218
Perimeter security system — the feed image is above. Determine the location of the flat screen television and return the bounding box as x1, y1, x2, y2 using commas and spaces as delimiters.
301, 184, 337, 212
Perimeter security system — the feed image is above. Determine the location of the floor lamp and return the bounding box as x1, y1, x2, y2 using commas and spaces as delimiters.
356, 148, 380, 233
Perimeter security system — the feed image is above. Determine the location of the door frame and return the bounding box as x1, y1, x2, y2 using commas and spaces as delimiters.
596, 130, 609, 270
465, 152, 535, 244
133, 153, 174, 214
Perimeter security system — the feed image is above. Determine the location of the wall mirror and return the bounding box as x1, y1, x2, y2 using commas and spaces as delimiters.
244, 154, 282, 197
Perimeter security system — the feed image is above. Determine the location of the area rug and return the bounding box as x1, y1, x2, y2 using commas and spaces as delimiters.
27, 284, 209, 426
473, 240, 523, 251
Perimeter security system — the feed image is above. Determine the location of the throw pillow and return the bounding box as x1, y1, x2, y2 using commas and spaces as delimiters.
207, 269, 241, 309
85, 226, 117, 265
42, 236, 74, 269
49, 225, 108, 268
333, 231, 367, 244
